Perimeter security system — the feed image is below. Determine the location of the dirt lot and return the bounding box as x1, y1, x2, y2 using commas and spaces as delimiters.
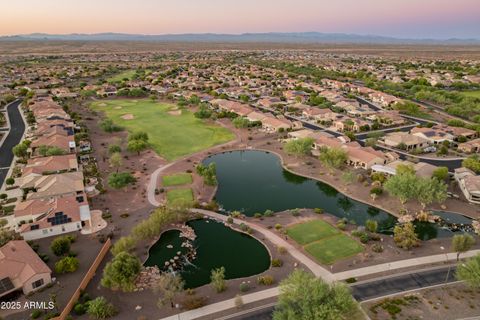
363, 282, 480, 320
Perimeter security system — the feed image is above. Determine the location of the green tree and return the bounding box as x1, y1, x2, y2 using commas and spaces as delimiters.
318, 147, 348, 171
38, 145, 65, 156
273, 269, 357, 320
50, 236, 71, 256
86, 297, 117, 319
99, 119, 122, 133
415, 177, 448, 208
108, 152, 122, 173
196, 163, 217, 186
432, 166, 449, 182
107, 144, 121, 155
127, 139, 148, 155
110, 236, 137, 256
154, 273, 184, 308
456, 254, 480, 288
128, 131, 149, 142
284, 138, 314, 157
393, 222, 419, 250
452, 234, 476, 261
384, 171, 418, 204
107, 172, 136, 190
101, 252, 141, 292
210, 267, 227, 293
232, 117, 250, 128
463, 155, 480, 174
13, 143, 28, 159
54, 256, 79, 273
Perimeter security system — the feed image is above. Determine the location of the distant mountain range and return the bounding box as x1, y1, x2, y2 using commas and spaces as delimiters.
1, 32, 479, 44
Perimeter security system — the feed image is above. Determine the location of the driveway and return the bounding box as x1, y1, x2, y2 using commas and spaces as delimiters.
0, 100, 24, 188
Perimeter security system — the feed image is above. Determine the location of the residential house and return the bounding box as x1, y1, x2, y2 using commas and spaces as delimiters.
382, 132, 430, 151
20, 172, 84, 201
0, 240, 52, 298
22, 154, 79, 178
410, 127, 454, 145
30, 133, 76, 156
345, 145, 386, 169
261, 116, 292, 132
458, 138, 480, 153
454, 167, 480, 204
14, 193, 92, 240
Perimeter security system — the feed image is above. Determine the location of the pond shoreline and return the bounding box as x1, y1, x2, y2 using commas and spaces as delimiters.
203, 147, 477, 221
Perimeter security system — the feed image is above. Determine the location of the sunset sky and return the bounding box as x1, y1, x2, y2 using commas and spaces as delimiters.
0, 0, 479, 39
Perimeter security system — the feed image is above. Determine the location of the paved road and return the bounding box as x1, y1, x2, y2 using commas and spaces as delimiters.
237, 265, 459, 319
0, 100, 24, 188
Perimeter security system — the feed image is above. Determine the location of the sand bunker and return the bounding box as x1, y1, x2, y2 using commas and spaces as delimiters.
168, 110, 182, 116
121, 113, 135, 120
114, 106, 122, 110
98, 103, 107, 107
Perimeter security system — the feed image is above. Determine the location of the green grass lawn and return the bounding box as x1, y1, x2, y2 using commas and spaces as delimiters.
162, 173, 193, 186
304, 234, 364, 265
458, 90, 480, 99
107, 70, 137, 82
90, 99, 234, 160
287, 220, 339, 245
166, 188, 194, 206
287, 219, 363, 265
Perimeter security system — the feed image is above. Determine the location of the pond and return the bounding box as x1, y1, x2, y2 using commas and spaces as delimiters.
144, 219, 270, 288
204, 150, 473, 240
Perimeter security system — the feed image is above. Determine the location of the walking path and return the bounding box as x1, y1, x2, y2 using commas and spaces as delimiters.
159, 287, 279, 320
190, 208, 334, 281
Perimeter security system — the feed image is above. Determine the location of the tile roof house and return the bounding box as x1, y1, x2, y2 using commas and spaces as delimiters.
22, 154, 79, 179
458, 138, 480, 154
345, 145, 386, 170
14, 193, 92, 240
382, 132, 430, 151
261, 116, 292, 132
410, 127, 455, 145
20, 172, 85, 200
455, 167, 480, 204
30, 133, 76, 156
0, 240, 52, 298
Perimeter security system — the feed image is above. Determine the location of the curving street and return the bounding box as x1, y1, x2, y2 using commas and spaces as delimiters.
0, 100, 24, 188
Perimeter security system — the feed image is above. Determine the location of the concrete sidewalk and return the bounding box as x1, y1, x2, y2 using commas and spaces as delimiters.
159, 287, 279, 320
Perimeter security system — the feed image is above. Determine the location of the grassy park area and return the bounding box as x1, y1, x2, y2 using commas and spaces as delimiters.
107, 70, 138, 82
166, 188, 194, 206
162, 173, 193, 186
90, 99, 234, 160
287, 219, 363, 265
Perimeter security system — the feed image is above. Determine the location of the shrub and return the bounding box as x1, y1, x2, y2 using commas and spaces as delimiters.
372, 244, 384, 253
271, 259, 283, 267
274, 224, 282, 230
345, 277, 357, 284
257, 275, 275, 286
55, 256, 79, 274
365, 220, 378, 233
277, 246, 287, 254
263, 209, 275, 217
86, 297, 117, 319
314, 208, 324, 214
227, 217, 233, 224
254, 213, 263, 219
50, 236, 72, 256
182, 296, 207, 310
336, 221, 346, 230
291, 208, 300, 216
73, 303, 87, 315
239, 282, 250, 292
30, 309, 43, 319
210, 267, 227, 293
